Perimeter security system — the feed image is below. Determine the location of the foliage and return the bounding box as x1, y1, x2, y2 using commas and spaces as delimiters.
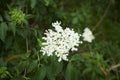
66, 53, 113, 80
0, 67, 11, 79
0, 0, 120, 80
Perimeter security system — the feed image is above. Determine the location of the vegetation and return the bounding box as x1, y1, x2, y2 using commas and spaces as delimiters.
0, 0, 120, 80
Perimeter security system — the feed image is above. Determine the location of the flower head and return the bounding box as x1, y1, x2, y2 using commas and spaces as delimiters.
40, 21, 81, 62
82, 27, 95, 42
9, 8, 25, 24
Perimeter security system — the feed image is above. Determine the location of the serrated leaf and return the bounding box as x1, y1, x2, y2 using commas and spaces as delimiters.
0, 22, 8, 41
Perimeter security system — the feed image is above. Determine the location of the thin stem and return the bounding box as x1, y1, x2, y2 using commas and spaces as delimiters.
108, 63, 120, 72
25, 0, 29, 53
37, 51, 40, 68
92, 1, 112, 31
26, 38, 29, 53
106, 45, 120, 80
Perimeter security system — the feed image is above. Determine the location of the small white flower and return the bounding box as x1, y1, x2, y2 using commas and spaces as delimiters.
52, 21, 63, 32
82, 27, 95, 43
57, 53, 68, 62
40, 21, 81, 62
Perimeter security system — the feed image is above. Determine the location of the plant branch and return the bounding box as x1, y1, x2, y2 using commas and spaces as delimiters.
92, 1, 112, 31
108, 63, 120, 72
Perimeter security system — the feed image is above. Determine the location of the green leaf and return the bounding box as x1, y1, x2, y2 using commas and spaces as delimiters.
30, 0, 37, 9
27, 60, 38, 73
50, 61, 63, 77
46, 66, 56, 80
0, 67, 9, 79
33, 29, 37, 37
65, 63, 73, 80
44, 0, 50, 6
82, 67, 92, 75
44, 56, 63, 80
31, 65, 46, 80
8, 22, 16, 35
17, 61, 29, 73
12, 76, 23, 80
0, 22, 8, 41
72, 17, 78, 24
70, 54, 84, 62
38, 66, 46, 80
0, 58, 7, 66
37, 38, 42, 46
4, 12, 11, 21
17, 29, 28, 39
0, 15, 3, 21
25, 14, 33, 19
65, 62, 80, 80
25, 53, 31, 58
5, 36, 13, 50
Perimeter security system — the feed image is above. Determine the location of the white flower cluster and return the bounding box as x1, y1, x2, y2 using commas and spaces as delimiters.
40, 21, 95, 62
41, 21, 80, 62
82, 28, 95, 43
